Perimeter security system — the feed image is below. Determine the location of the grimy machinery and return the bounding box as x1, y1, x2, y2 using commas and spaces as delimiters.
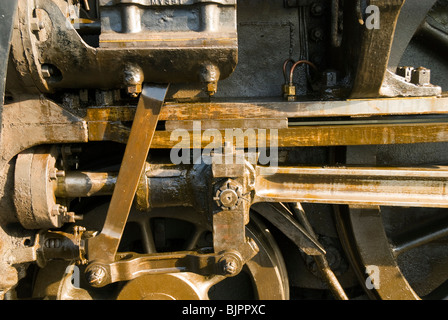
1, 0, 448, 300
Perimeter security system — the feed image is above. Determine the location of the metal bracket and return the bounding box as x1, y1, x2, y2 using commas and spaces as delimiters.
210, 151, 259, 271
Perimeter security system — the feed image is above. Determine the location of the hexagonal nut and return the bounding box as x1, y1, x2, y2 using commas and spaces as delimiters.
206, 82, 218, 96
62, 211, 76, 224
287, 95, 297, 102
30, 18, 44, 32
51, 204, 67, 217
282, 84, 296, 96
127, 84, 142, 97
219, 253, 243, 277
411, 67, 431, 86
397, 66, 414, 82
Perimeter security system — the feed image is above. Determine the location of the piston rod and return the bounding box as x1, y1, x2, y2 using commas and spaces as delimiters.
56, 165, 448, 209
254, 166, 448, 208
55, 164, 198, 210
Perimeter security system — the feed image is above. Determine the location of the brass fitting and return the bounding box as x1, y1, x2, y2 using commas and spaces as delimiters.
206, 81, 218, 96
282, 83, 296, 101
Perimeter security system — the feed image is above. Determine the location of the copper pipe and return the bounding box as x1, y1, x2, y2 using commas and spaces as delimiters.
289, 60, 318, 83
283, 58, 295, 83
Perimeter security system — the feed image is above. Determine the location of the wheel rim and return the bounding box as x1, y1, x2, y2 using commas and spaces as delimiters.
335, 206, 420, 299
334, 144, 448, 300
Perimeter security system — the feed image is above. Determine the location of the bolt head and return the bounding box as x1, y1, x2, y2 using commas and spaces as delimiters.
86, 265, 108, 287
206, 82, 218, 96
30, 18, 44, 32
397, 66, 414, 82
220, 255, 241, 276
219, 189, 239, 208
49, 168, 58, 180
51, 204, 65, 217
127, 84, 142, 97
411, 67, 431, 86
224, 260, 238, 275
215, 180, 243, 210
311, 3, 323, 16
41, 65, 53, 78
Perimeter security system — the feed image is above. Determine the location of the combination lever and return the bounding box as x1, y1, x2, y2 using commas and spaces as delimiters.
86, 83, 169, 264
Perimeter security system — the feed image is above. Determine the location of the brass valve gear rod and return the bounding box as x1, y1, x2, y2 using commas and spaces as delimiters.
86, 83, 169, 264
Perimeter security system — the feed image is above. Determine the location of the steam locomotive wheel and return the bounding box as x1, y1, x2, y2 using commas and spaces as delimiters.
336, 205, 448, 300
32, 203, 289, 300
334, 145, 448, 300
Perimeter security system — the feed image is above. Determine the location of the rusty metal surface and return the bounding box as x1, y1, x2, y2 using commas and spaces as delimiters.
333, 144, 448, 300
30, 205, 289, 299
55, 171, 117, 198
87, 97, 448, 121
88, 119, 448, 149
54, 163, 448, 210
8, 0, 237, 95
116, 273, 215, 300
251, 203, 325, 256
2, 0, 448, 301
348, 0, 441, 98
14, 145, 75, 229
165, 118, 288, 131
348, 0, 404, 98
87, 84, 169, 264
86, 250, 230, 288
86, 97, 448, 149
210, 153, 259, 275
254, 165, 448, 208
335, 206, 420, 300
0, 98, 88, 169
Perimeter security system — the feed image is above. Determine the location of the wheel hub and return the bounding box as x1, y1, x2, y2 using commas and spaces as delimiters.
117, 274, 206, 300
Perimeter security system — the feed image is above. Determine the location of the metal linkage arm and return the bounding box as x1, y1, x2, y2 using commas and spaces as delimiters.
85, 250, 248, 288
87, 84, 169, 264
